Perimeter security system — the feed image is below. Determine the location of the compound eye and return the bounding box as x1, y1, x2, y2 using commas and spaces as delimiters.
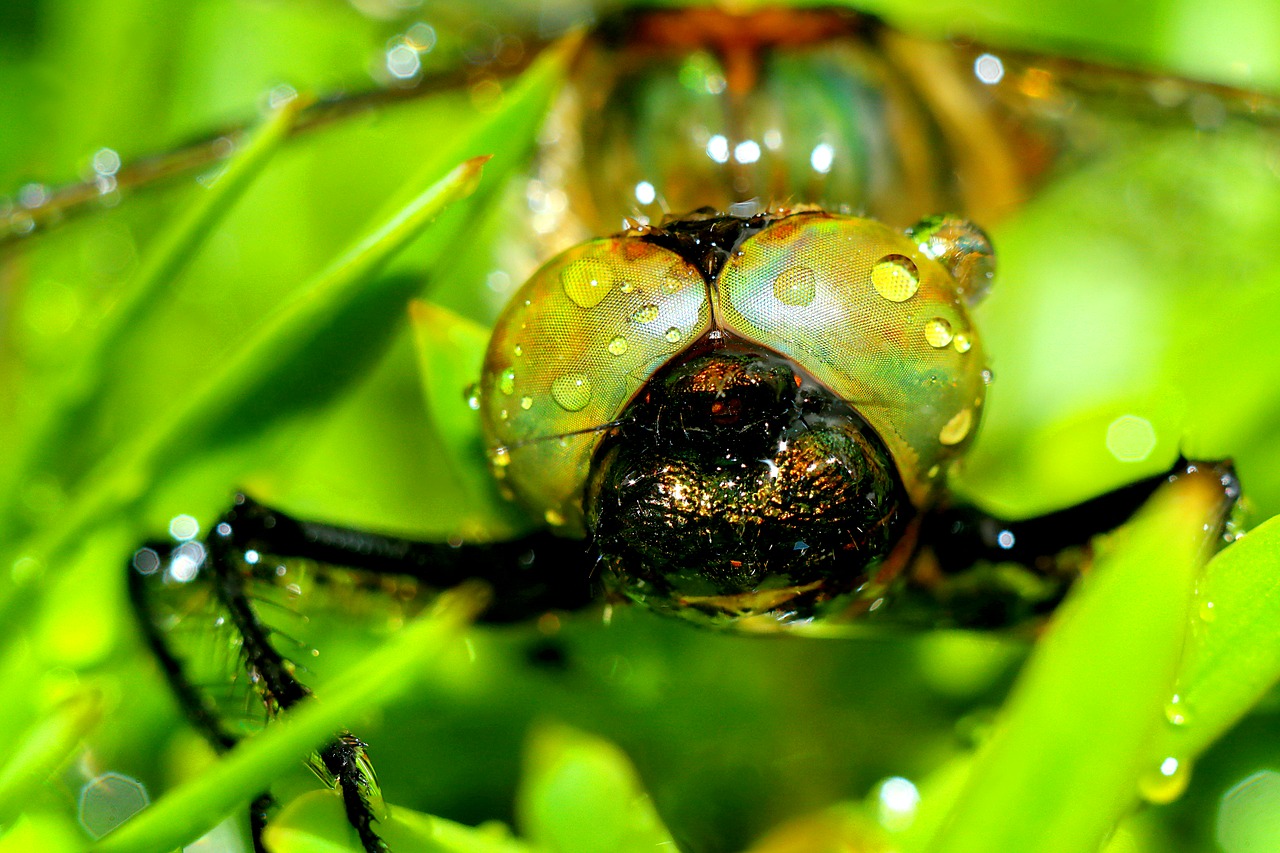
479, 236, 713, 532
716, 213, 991, 508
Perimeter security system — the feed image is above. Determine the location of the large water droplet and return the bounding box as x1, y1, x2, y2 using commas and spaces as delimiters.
924, 317, 953, 348
499, 367, 516, 395
665, 327, 683, 343
953, 332, 972, 353
939, 408, 973, 445
551, 373, 592, 411
608, 335, 628, 356
772, 266, 817, 307
463, 382, 481, 410
489, 446, 511, 467
631, 304, 659, 323
561, 258, 616, 308
1138, 756, 1192, 804
520, 396, 533, 410
871, 254, 920, 302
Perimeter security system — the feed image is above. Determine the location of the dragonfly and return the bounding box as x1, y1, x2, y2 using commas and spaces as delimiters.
0, 2, 1278, 852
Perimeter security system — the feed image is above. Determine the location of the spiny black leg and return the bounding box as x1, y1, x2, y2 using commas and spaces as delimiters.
320, 734, 388, 853
129, 541, 283, 851
204, 527, 389, 853
928, 457, 1240, 571
913, 457, 1240, 627
220, 494, 600, 622
137, 494, 597, 853
128, 552, 240, 752
249, 794, 274, 853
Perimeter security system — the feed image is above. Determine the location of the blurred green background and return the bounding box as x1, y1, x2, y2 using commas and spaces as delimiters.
2, 1, 1280, 851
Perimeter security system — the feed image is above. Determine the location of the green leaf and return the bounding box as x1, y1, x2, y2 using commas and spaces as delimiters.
209, 33, 579, 537
408, 299, 532, 540
0, 811, 86, 853
517, 723, 679, 853
924, 471, 1224, 853
1149, 513, 1280, 767
267, 790, 538, 853
1, 95, 302, 527
2, 153, 486, 622
91, 585, 486, 853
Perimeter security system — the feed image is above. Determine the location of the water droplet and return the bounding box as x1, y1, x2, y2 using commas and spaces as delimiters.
1165, 694, 1192, 726
11, 555, 44, 585
544, 508, 566, 526
489, 446, 511, 467
608, 335, 629, 356
924, 317, 953, 348
927, 464, 941, 478
9, 212, 35, 235
561, 258, 616, 308
499, 368, 516, 395
513, 344, 524, 357
551, 373, 592, 411
939, 408, 973, 445
1139, 756, 1192, 804
520, 396, 533, 410
631, 304, 659, 323
18, 182, 48, 209
876, 776, 921, 832
91, 148, 122, 178
619, 281, 635, 294
772, 266, 817, 307
953, 332, 972, 353
664, 263, 699, 293
168, 515, 199, 541
498, 409, 509, 421
871, 254, 920, 302
981, 368, 994, 385
464, 382, 481, 410
665, 327, 683, 343
1106, 415, 1157, 463
1199, 599, 1217, 622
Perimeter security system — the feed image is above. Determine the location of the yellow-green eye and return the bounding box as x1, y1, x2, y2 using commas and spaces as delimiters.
480, 210, 990, 544
480, 234, 712, 532
716, 212, 986, 506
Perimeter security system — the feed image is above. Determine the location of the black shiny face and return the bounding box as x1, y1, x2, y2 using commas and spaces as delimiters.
585, 341, 910, 625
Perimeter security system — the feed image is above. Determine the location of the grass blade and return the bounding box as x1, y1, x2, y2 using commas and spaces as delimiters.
91, 584, 487, 853
3, 96, 304, 512
924, 470, 1224, 853
0, 689, 103, 828
1148, 513, 1280, 769
2, 153, 486, 625
517, 723, 680, 853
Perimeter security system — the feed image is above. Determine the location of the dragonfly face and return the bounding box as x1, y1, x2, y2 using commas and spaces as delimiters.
1, 4, 1274, 853
479, 207, 994, 623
